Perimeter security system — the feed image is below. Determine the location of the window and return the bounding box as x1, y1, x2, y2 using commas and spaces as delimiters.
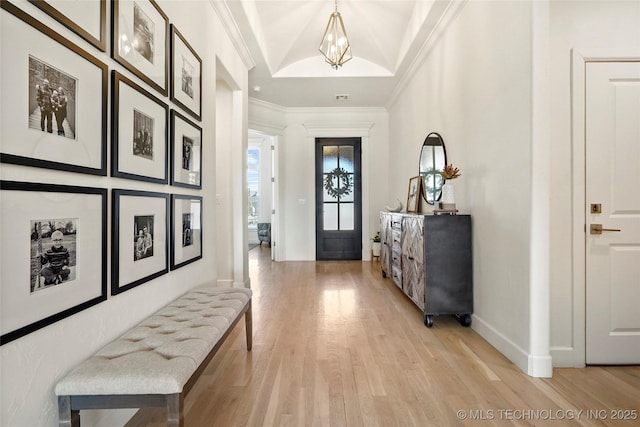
247, 147, 260, 227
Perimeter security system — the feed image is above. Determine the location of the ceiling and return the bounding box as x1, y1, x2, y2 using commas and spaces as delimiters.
224, 0, 453, 108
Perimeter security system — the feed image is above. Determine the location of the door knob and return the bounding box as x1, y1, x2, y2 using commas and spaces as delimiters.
590, 224, 621, 235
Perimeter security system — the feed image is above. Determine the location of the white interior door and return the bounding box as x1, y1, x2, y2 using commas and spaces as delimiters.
585, 61, 640, 364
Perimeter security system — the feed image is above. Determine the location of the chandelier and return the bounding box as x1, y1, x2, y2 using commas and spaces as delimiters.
318, 0, 352, 69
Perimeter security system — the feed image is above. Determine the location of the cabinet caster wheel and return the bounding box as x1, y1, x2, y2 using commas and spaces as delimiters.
458, 314, 472, 327
424, 315, 433, 328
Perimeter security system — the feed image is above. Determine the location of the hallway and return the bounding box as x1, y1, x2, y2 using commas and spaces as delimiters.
128, 249, 639, 426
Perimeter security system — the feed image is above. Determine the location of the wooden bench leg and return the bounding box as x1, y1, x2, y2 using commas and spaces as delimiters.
166, 393, 184, 427
245, 302, 253, 351
58, 396, 80, 427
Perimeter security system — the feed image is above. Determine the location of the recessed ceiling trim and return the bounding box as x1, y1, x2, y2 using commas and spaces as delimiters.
273, 56, 392, 78
303, 121, 375, 138
210, 0, 255, 69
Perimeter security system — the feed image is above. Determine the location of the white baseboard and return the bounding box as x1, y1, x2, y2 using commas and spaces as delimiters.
528, 354, 553, 378
472, 314, 530, 375
550, 346, 585, 368
216, 279, 234, 287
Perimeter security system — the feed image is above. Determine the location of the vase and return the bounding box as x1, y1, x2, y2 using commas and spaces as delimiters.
372, 241, 381, 257
440, 182, 456, 210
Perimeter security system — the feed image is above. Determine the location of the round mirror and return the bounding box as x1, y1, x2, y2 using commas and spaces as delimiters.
419, 132, 447, 205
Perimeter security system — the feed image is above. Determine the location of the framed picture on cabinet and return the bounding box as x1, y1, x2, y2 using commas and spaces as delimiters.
170, 24, 202, 121
0, 1, 108, 176
112, 0, 169, 96
112, 70, 169, 184
170, 194, 203, 270
406, 175, 423, 213
112, 189, 169, 295
170, 109, 202, 189
0, 181, 107, 346
28, 0, 107, 51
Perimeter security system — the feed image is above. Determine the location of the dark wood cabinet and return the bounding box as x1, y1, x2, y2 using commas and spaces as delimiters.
380, 212, 473, 327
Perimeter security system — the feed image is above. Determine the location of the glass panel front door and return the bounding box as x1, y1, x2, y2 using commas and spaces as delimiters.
315, 138, 362, 260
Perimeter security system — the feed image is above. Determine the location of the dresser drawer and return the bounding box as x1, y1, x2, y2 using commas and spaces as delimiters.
391, 265, 402, 289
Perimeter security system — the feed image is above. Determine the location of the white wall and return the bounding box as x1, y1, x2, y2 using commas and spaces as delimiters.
216, 79, 234, 283
388, 0, 535, 371
548, 0, 640, 367
0, 1, 250, 425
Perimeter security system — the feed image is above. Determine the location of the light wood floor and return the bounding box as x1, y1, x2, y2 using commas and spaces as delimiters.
127, 247, 640, 426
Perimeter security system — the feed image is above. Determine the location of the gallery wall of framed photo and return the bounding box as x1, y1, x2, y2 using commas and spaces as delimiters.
0, 2, 251, 425
0, 0, 205, 346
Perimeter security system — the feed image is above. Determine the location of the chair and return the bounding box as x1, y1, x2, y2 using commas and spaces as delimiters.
257, 223, 271, 247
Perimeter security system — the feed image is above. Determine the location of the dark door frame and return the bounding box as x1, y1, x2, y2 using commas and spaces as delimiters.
315, 137, 362, 260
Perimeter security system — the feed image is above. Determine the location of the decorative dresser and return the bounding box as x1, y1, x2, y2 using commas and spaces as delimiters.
380, 211, 473, 327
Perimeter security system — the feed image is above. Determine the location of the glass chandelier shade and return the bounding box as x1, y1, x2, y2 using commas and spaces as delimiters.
318, 3, 352, 70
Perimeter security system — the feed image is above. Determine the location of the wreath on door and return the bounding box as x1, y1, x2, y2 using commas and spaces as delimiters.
324, 167, 353, 198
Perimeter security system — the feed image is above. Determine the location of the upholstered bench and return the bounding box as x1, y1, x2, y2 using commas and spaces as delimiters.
55, 286, 252, 427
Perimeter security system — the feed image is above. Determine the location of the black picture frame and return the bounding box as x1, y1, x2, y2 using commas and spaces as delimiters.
170, 109, 202, 189
112, 0, 169, 96
28, 0, 107, 52
112, 70, 169, 184
112, 189, 169, 295
170, 24, 202, 121
170, 194, 203, 270
0, 1, 108, 176
0, 181, 107, 346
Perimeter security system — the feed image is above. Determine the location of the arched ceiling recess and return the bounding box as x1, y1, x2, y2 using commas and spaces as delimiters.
224, 0, 454, 107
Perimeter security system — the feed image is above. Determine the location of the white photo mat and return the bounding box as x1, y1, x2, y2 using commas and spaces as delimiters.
28, 0, 107, 51
171, 194, 202, 269
171, 109, 201, 188
113, 0, 168, 95
0, 3, 107, 175
112, 71, 168, 183
0, 181, 106, 345
112, 190, 169, 295
170, 25, 201, 121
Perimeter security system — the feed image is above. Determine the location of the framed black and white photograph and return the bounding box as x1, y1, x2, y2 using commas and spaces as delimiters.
112, 189, 169, 295
0, 181, 107, 346
29, 56, 77, 140
113, 0, 169, 96
171, 194, 202, 270
112, 71, 168, 184
170, 25, 202, 121
171, 109, 202, 189
28, 0, 107, 52
30, 218, 78, 292
0, 1, 108, 176
406, 175, 423, 213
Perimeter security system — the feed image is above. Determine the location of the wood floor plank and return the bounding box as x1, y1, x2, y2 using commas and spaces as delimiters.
126, 250, 640, 427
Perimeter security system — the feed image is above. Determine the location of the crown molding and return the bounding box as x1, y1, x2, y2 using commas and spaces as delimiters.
209, 0, 256, 70
387, 0, 467, 109
248, 120, 286, 135
302, 122, 375, 138
249, 97, 287, 114
288, 106, 388, 115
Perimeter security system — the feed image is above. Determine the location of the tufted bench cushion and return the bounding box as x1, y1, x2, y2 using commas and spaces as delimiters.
55, 285, 252, 427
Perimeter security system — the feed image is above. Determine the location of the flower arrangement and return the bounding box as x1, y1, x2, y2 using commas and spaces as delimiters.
440, 164, 461, 180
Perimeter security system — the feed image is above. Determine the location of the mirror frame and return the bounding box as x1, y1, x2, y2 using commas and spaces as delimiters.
418, 132, 447, 205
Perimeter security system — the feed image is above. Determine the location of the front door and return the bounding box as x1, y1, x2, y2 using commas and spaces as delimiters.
315, 138, 362, 260
585, 61, 640, 364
